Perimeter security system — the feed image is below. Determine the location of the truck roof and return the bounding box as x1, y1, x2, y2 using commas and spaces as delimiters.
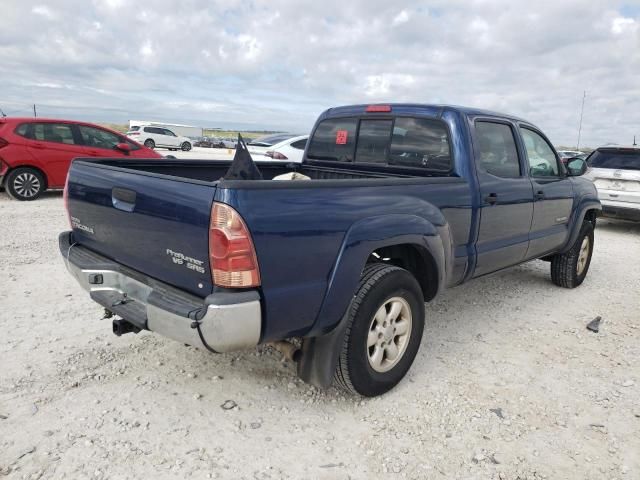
321, 103, 529, 123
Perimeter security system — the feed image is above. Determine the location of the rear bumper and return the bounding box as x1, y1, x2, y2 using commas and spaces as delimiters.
59, 231, 261, 352
600, 199, 640, 222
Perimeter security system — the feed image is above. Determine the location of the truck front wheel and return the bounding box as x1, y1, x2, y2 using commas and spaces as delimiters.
550, 220, 594, 288
334, 263, 425, 397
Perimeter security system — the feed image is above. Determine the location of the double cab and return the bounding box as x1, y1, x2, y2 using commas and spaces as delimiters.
60, 104, 601, 396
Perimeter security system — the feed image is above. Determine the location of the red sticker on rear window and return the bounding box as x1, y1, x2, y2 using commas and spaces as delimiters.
336, 130, 348, 145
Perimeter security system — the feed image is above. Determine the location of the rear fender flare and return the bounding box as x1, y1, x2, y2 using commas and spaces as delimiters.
297, 214, 448, 388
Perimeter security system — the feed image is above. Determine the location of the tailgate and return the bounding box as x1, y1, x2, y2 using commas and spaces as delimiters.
66, 161, 215, 296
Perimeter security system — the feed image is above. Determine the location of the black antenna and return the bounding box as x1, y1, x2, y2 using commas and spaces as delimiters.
634, 135, 637, 147
0, 107, 6, 118
576, 90, 586, 150
33, 104, 37, 117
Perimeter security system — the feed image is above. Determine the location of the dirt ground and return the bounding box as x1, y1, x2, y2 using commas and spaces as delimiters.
1, 192, 639, 480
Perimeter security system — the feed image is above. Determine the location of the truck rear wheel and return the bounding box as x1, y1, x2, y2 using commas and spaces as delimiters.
550, 220, 594, 288
334, 263, 425, 397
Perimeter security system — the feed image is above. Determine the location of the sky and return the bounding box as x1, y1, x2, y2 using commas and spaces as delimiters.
1, 0, 639, 147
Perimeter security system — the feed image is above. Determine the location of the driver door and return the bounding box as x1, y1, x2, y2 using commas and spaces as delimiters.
519, 126, 574, 258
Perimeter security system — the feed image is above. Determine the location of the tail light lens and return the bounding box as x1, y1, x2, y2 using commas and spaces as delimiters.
209, 202, 260, 288
129, 132, 140, 136
0, 137, 8, 149
265, 151, 288, 160
63, 171, 72, 228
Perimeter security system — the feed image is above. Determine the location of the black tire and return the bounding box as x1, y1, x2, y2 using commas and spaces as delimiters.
144, 139, 155, 149
181, 142, 192, 152
334, 263, 425, 397
550, 221, 594, 288
5, 167, 45, 201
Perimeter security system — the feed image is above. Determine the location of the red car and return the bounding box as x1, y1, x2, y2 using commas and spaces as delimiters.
0, 118, 163, 200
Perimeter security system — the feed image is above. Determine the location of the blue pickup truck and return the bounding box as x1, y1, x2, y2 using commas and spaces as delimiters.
60, 104, 601, 397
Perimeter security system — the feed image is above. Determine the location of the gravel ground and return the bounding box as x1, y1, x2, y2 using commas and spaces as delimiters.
1, 193, 639, 479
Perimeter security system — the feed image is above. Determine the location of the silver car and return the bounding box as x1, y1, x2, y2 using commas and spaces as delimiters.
584, 146, 640, 221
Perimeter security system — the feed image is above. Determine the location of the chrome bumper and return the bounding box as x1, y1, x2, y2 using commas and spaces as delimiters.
60, 232, 261, 353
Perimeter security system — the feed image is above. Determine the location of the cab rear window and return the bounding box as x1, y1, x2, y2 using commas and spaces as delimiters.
306, 118, 358, 162
307, 116, 451, 171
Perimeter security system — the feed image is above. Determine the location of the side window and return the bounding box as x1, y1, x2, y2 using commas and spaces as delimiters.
163, 129, 176, 137
520, 128, 559, 177
32, 123, 76, 145
290, 139, 307, 150
307, 118, 358, 162
475, 122, 521, 177
355, 120, 393, 164
14, 123, 30, 138
78, 125, 121, 149
389, 117, 451, 170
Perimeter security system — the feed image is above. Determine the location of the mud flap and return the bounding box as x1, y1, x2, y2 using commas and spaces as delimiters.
296, 309, 351, 388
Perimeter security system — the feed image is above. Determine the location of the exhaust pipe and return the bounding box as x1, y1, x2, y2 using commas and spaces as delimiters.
112, 318, 141, 336
267, 341, 301, 362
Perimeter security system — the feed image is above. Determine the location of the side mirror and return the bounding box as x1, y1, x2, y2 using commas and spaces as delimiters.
566, 157, 587, 176
115, 142, 131, 153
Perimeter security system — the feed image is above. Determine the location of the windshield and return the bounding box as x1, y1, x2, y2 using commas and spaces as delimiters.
589, 149, 640, 171
129, 126, 140, 132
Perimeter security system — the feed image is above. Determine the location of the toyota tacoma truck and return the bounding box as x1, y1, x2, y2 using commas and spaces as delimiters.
60, 104, 601, 397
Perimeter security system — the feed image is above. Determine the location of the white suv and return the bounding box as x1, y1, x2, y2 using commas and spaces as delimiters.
127, 126, 192, 151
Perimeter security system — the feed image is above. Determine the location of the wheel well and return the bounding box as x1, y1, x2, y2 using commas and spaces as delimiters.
584, 209, 598, 226
368, 244, 438, 301
6, 165, 49, 189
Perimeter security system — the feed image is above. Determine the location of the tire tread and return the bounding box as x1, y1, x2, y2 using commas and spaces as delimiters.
550, 221, 594, 288
333, 263, 405, 395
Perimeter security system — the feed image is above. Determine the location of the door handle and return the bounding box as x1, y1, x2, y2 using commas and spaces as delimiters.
534, 190, 545, 200
32, 142, 46, 149
484, 193, 498, 205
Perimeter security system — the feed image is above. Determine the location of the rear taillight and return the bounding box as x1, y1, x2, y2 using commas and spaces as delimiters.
265, 151, 288, 160
0, 137, 8, 149
129, 132, 140, 136
63, 171, 71, 228
209, 202, 260, 288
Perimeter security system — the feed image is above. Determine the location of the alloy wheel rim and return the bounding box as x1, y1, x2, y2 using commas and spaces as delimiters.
14, 173, 40, 198
577, 236, 590, 275
366, 296, 412, 373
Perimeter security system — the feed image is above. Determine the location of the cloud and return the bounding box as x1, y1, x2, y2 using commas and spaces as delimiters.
1, 0, 639, 146
31, 5, 56, 19
611, 16, 637, 33
392, 10, 410, 26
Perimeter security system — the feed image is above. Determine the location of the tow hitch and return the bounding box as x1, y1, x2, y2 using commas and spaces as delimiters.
112, 318, 141, 336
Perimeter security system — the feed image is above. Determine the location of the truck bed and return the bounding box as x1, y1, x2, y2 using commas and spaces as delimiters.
66, 157, 470, 341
